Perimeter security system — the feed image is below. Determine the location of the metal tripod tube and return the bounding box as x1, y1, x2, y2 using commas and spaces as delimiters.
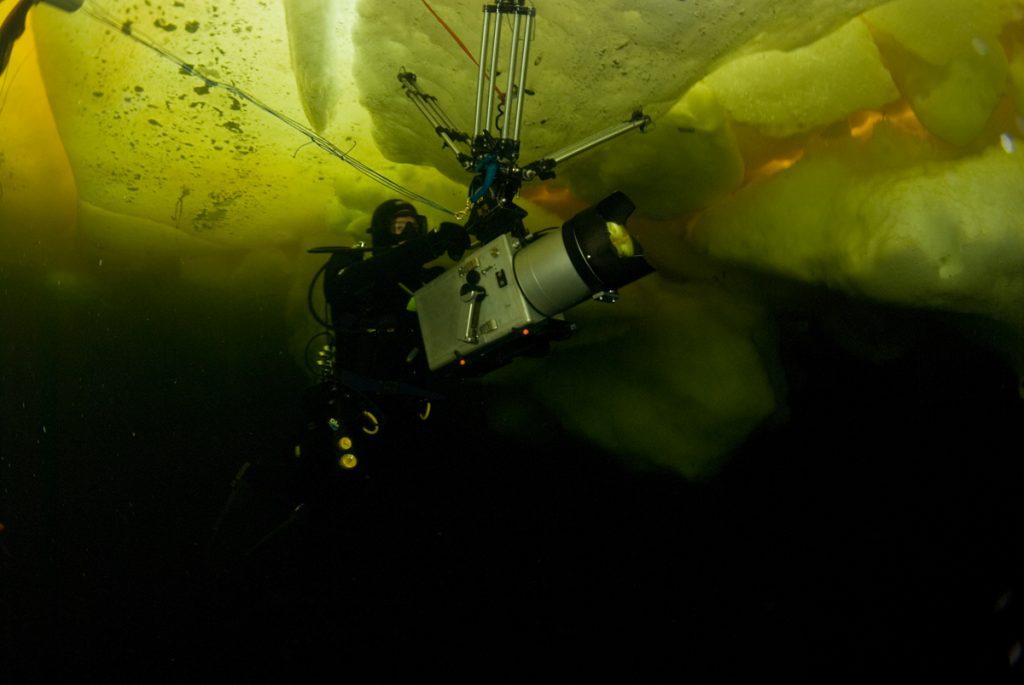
501, 12, 522, 141
406, 91, 463, 157
547, 117, 650, 165
484, 10, 503, 135
423, 95, 456, 134
436, 98, 461, 133
407, 91, 441, 129
437, 129, 464, 157
473, 8, 492, 138
512, 12, 534, 142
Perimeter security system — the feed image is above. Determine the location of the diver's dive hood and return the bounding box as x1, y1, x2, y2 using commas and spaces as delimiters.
367, 200, 427, 255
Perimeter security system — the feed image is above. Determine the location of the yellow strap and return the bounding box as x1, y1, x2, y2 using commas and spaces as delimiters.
361, 410, 380, 435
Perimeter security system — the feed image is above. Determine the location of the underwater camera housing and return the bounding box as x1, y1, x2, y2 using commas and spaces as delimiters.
389, 0, 657, 374
312, 0, 660, 379
415, 191, 652, 372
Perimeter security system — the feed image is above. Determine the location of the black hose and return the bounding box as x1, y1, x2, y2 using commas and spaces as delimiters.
307, 261, 332, 329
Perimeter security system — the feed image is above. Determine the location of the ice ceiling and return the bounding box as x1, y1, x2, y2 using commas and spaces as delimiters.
2, 0, 1023, 475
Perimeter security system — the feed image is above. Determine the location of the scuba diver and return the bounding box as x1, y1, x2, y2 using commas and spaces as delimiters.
296, 199, 470, 483
324, 199, 468, 385
204, 202, 470, 572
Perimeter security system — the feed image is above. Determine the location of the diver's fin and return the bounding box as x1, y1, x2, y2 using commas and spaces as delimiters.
0, 1, 35, 77
1, 0, 81, 76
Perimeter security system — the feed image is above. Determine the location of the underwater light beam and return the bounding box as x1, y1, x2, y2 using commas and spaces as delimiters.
71, 0, 457, 215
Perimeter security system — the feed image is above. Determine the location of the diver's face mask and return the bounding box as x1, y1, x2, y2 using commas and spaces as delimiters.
390, 212, 426, 242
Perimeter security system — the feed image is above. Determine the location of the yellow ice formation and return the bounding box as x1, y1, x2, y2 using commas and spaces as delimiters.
2, 0, 1021, 474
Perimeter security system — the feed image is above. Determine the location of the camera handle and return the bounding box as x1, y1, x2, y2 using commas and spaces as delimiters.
459, 270, 487, 344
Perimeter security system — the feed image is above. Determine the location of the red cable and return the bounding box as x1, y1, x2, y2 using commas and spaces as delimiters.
420, 0, 505, 102
420, 0, 477, 66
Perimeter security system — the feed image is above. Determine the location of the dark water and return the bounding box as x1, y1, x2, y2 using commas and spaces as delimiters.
2, 261, 1022, 677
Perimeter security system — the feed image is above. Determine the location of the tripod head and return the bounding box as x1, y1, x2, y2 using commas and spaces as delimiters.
398, 0, 652, 242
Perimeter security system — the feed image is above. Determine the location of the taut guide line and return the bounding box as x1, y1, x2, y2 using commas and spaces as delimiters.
75, 0, 457, 215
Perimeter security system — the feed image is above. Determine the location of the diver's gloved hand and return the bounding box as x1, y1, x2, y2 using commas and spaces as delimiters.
435, 222, 471, 261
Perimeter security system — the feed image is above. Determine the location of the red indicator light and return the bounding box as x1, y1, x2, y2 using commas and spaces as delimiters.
458, 359, 467, 366
521, 328, 530, 336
